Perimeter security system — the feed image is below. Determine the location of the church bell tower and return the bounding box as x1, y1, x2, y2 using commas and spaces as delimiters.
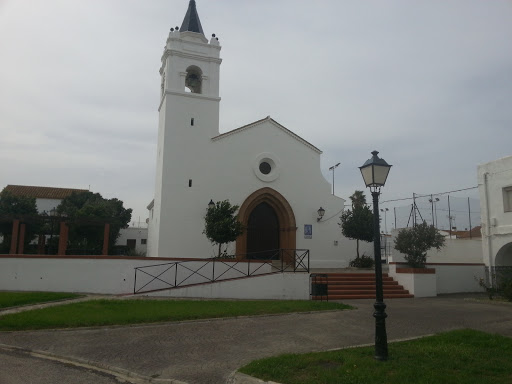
148, 0, 222, 257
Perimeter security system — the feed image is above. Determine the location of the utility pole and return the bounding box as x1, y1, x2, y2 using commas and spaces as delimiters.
329, 162, 340, 195
380, 208, 389, 234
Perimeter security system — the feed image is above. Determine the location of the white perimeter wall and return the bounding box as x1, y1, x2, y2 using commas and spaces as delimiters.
148, 273, 309, 300
0, 257, 309, 300
389, 262, 485, 295
389, 229, 483, 264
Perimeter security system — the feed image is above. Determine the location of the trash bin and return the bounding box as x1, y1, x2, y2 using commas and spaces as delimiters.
310, 273, 328, 301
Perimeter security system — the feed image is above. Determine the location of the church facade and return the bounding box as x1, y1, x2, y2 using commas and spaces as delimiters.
147, 1, 371, 267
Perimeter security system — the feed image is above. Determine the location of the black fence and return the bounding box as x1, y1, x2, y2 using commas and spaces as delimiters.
381, 193, 481, 235
133, 249, 309, 294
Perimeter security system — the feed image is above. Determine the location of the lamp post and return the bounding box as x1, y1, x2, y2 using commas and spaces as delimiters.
328, 162, 340, 195
359, 150, 392, 361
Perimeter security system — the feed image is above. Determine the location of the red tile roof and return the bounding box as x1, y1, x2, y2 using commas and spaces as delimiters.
453, 226, 482, 239
2, 185, 88, 200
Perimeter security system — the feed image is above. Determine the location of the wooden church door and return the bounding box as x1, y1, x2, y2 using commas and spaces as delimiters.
246, 202, 280, 259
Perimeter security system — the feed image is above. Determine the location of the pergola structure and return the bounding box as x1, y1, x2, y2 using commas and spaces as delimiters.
5, 215, 112, 256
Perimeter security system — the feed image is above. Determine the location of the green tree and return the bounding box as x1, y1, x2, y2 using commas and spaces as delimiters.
0, 190, 40, 253
394, 221, 446, 268
203, 200, 244, 258
349, 190, 367, 209
56, 191, 132, 253
339, 191, 373, 258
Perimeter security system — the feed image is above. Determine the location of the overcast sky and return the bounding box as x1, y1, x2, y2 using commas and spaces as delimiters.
1, 0, 511, 229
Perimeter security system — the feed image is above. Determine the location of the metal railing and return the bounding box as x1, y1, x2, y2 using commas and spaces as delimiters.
133, 249, 309, 294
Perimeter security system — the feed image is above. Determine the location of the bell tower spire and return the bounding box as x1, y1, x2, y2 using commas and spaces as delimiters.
180, 0, 204, 35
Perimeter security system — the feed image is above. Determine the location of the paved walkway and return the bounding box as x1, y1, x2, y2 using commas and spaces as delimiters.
0, 295, 511, 383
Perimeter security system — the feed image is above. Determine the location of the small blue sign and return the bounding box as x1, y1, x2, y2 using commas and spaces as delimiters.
304, 224, 312, 239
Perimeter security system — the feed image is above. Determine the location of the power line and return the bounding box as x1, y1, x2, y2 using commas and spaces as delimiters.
381, 186, 478, 204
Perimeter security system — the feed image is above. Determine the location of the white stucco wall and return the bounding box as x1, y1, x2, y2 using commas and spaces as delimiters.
388, 264, 437, 297
389, 262, 485, 295
148, 273, 309, 300
0, 256, 307, 299
478, 155, 512, 268
389, 228, 482, 264
35, 198, 62, 214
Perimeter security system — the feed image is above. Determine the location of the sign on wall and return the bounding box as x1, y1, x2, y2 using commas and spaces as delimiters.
304, 224, 312, 239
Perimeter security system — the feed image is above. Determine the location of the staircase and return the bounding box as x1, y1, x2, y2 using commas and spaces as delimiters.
312, 273, 413, 300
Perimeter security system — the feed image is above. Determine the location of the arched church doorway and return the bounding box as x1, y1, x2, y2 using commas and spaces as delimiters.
236, 187, 297, 260
247, 202, 280, 259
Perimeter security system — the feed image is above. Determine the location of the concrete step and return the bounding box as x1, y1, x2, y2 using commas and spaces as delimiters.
312, 293, 414, 300
311, 272, 412, 301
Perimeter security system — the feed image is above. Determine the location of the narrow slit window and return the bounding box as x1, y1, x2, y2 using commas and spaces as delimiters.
191, 118, 194, 126
189, 179, 192, 187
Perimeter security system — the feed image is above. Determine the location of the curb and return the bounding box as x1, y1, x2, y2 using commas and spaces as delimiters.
0, 343, 188, 384
226, 371, 281, 384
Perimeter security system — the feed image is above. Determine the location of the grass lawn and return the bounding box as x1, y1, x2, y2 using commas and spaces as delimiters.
0, 299, 351, 331
0, 292, 81, 309
239, 329, 512, 384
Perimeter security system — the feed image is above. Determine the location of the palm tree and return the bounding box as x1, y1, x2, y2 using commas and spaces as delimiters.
349, 190, 367, 209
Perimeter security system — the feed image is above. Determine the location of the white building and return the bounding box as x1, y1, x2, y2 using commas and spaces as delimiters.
478, 155, 512, 272
116, 227, 148, 255
2, 185, 88, 214
147, 0, 371, 267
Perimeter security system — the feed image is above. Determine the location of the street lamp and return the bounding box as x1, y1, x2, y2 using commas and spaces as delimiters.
208, 200, 215, 209
317, 207, 325, 222
328, 162, 340, 195
359, 150, 392, 361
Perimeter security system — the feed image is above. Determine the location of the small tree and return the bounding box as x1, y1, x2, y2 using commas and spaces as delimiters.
203, 200, 244, 258
394, 221, 445, 268
339, 191, 373, 259
57, 191, 132, 253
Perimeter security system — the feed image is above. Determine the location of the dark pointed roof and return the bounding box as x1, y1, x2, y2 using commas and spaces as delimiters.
180, 0, 204, 35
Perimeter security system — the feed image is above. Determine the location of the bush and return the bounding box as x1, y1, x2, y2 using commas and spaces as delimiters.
349, 255, 374, 268
502, 278, 512, 301
394, 222, 445, 268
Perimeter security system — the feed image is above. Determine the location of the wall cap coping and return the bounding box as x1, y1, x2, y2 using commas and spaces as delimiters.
0, 255, 269, 263
396, 267, 436, 274
390, 262, 485, 266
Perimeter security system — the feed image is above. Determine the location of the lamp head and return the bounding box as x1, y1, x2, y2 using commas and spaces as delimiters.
359, 150, 392, 192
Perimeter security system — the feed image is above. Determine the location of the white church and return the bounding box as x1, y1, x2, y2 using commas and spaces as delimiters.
146, 0, 371, 268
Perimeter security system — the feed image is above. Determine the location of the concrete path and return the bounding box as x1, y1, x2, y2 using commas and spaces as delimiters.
0, 295, 511, 384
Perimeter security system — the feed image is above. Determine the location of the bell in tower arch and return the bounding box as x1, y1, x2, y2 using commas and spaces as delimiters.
185, 66, 202, 94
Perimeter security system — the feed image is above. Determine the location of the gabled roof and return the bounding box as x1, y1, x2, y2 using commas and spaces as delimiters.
2, 185, 88, 200
180, 0, 204, 35
454, 226, 482, 239
212, 116, 322, 154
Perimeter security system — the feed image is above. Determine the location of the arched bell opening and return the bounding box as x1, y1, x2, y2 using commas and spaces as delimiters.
185, 65, 202, 94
